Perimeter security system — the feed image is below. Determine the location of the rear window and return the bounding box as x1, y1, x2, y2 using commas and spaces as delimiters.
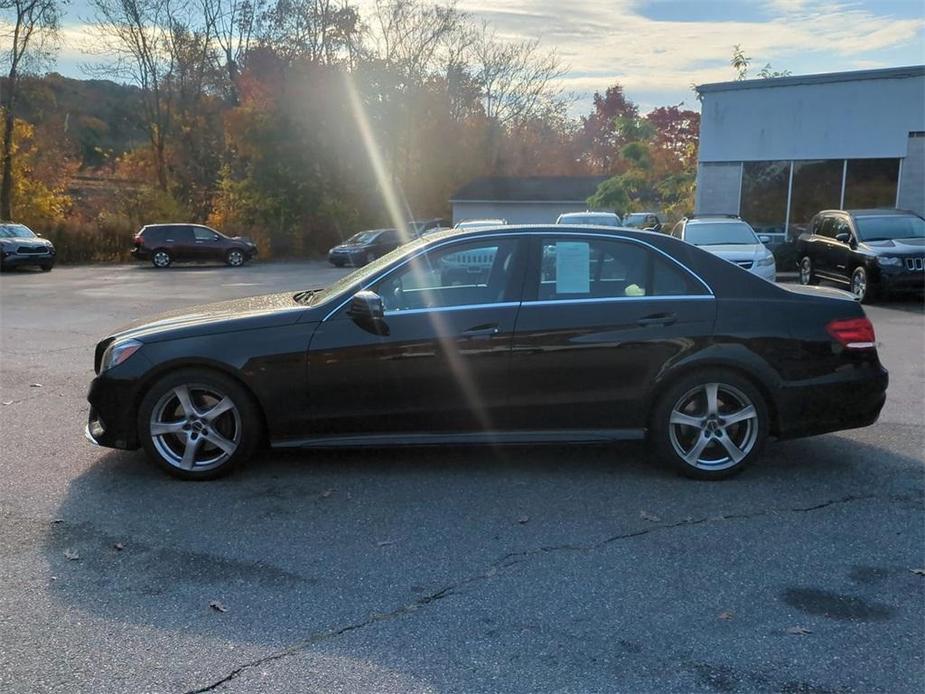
559, 215, 620, 226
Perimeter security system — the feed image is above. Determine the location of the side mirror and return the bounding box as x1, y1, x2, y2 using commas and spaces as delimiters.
835, 232, 851, 244
347, 290, 389, 335
758, 235, 771, 244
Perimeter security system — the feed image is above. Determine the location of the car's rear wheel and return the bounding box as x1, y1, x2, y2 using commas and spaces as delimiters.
799, 256, 818, 285
138, 369, 262, 480
152, 250, 172, 268
226, 249, 245, 267
651, 370, 769, 480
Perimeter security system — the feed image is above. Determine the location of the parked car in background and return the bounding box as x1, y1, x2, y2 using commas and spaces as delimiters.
328, 228, 404, 267
132, 224, 257, 268
454, 219, 507, 231
555, 211, 622, 226
87, 225, 887, 482
671, 215, 776, 282
795, 209, 925, 302
410, 219, 448, 237
0, 222, 56, 272
623, 212, 663, 232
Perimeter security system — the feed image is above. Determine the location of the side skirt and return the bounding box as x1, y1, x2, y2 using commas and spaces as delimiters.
272, 429, 647, 450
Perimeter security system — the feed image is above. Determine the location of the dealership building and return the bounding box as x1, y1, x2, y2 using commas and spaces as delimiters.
694, 65, 925, 246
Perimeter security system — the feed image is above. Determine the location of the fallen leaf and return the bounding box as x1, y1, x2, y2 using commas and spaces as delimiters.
377, 540, 396, 547
346, 492, 352, 501
113, 543, 125, 551
50, 518, 64, 524
786, 626, 812, 635
517, 515, 530, 524
63, 549, 79, 561
321, 489, 334, 498
2, 400, 12, 406
209, 601, 228, 613
719, 611, 735, 621
30, 383, 42, 388
911, 568, 925, 576
640, 511, 660, 522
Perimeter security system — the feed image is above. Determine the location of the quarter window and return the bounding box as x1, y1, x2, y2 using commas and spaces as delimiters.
374, 240, 517, 312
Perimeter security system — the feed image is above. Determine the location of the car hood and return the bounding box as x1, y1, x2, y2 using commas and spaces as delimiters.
0, 237, 53, 246
107, 292, 305, 343
696, 244, 766, 261
862, 237, 925, 254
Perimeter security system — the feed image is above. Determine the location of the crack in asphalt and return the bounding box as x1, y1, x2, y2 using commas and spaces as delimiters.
184, 489, 921, 693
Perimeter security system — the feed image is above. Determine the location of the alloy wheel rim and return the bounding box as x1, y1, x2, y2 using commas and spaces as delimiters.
228, 251, 243, 266
154, 252, 169, 267
851, 269, 866, 299
150, 384, 241, 471
800, 258, 811, 284
668, 382, 759, 471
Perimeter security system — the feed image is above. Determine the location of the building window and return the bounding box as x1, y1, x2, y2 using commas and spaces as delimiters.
740, 161, 790, 238
787, 160, 843, 239
844, 158, 900, 209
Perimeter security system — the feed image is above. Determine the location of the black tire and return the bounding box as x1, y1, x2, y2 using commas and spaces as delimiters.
331, 260, 344, 268
151, 249, 172, 268
226, 248, 246, 267
365, 251, 376, 265
650, 368, 769, 481
40, 264, 53, 272
798, 256, 818, 286
137, 368, 262, 480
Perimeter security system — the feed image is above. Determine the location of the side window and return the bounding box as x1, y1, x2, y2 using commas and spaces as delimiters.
652, 256, 701, 296
172, 226, 194, 242
374, 239, 517, 312
193, 226, 215, 241
538, 238, 647, 299
819, 217, 837, 238
833, 218, 852, 240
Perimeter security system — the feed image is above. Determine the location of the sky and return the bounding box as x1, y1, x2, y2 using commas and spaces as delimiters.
47, 0, 925, 113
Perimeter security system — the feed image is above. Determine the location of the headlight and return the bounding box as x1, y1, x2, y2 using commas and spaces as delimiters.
100, 339, 142, 372
877, 256, 902, 267
756, 254, 776, 268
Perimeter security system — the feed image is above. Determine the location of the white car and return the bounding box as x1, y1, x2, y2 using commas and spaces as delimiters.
672, 216, 776, 282
556, 211, 622, 226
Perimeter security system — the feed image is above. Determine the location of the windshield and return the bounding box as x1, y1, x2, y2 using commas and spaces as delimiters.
623, 214, 648, 227
559, 215, 620, 226
685, 222, 758, 246
307, 239, 425, 305
0, 224, 36, 239
855, 215, 925, 241
345, 230, 381, 244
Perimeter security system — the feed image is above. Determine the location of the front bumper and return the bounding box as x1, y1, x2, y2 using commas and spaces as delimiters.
86, 375, 141, 450
1, 251, 54, 267
329, 250, 364, 266
751, 263, 777, 282
878, 268, 925, 294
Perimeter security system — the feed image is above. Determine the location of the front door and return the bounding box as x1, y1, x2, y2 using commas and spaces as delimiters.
306, 237, 526, 436
506, 235, 716, 432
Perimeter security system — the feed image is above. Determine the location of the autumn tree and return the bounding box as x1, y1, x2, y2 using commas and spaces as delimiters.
1, 0, 65, 219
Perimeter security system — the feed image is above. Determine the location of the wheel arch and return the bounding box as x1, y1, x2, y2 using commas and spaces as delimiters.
132, 358, 270, 444
647, 353, 782, 437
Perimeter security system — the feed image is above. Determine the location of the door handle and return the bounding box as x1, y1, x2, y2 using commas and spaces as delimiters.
637, 312, 676, 327
461, 324, 500, 339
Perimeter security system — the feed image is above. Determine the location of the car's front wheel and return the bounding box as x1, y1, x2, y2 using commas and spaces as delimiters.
138, 369, 262, 480
850, 266, 874, 303
651, 370, 769, 480
226, 249, 245, 267
799, 256, 817, 285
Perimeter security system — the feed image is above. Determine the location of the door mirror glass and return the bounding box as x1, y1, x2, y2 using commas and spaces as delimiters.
835, 232, 851, 244
758, 234, 771, 244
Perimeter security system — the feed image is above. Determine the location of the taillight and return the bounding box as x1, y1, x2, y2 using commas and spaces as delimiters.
826, 317, 876, 349
133, 235, 142, 246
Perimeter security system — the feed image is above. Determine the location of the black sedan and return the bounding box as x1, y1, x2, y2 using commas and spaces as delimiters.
328, 228, 403, 267
86, 226, 888, 481
0, 222, 56, 271
796, 208, 925, 302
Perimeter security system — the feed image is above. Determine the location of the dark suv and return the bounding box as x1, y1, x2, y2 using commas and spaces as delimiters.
328, 228, 404, 267
132, 224, 257, 268
795, 209, 925, 302
0, 222, 56, 271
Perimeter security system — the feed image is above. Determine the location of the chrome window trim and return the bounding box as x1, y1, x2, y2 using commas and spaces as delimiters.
523, 295, 714, 308
383, 301, 521, 317
321, 230, 714, 322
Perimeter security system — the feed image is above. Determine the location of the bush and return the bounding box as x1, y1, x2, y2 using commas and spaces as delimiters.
42, 216, 134, 264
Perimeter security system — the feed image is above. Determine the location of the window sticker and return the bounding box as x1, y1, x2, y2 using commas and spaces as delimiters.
555, 241, 590, 294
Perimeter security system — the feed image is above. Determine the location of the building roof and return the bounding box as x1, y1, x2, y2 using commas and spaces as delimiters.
696, 64, 925, 95
451, 176, 609, 203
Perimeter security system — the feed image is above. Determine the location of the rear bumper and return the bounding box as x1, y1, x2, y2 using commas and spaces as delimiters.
776, 363, 888, 439
131, 247, 149, 259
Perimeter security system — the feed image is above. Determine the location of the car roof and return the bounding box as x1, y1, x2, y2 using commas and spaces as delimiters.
685, 217, 749, 225
422, 224, 667, 244
559, 211, 618, 217
835, 208, 918, 218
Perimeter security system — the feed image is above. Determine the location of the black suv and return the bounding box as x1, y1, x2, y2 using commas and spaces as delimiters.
795, 209, 925, 302
0, 222, 56, 271
328, 228, 404, 267
132, 224, 257, 268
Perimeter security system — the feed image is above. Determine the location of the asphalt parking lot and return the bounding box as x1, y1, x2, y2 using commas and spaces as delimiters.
1, 261, 923, 694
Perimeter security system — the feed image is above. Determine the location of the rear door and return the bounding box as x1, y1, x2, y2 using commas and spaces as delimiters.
506, 234, 716, 432
192, 225, 219, 260
167, 225, 195, 260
